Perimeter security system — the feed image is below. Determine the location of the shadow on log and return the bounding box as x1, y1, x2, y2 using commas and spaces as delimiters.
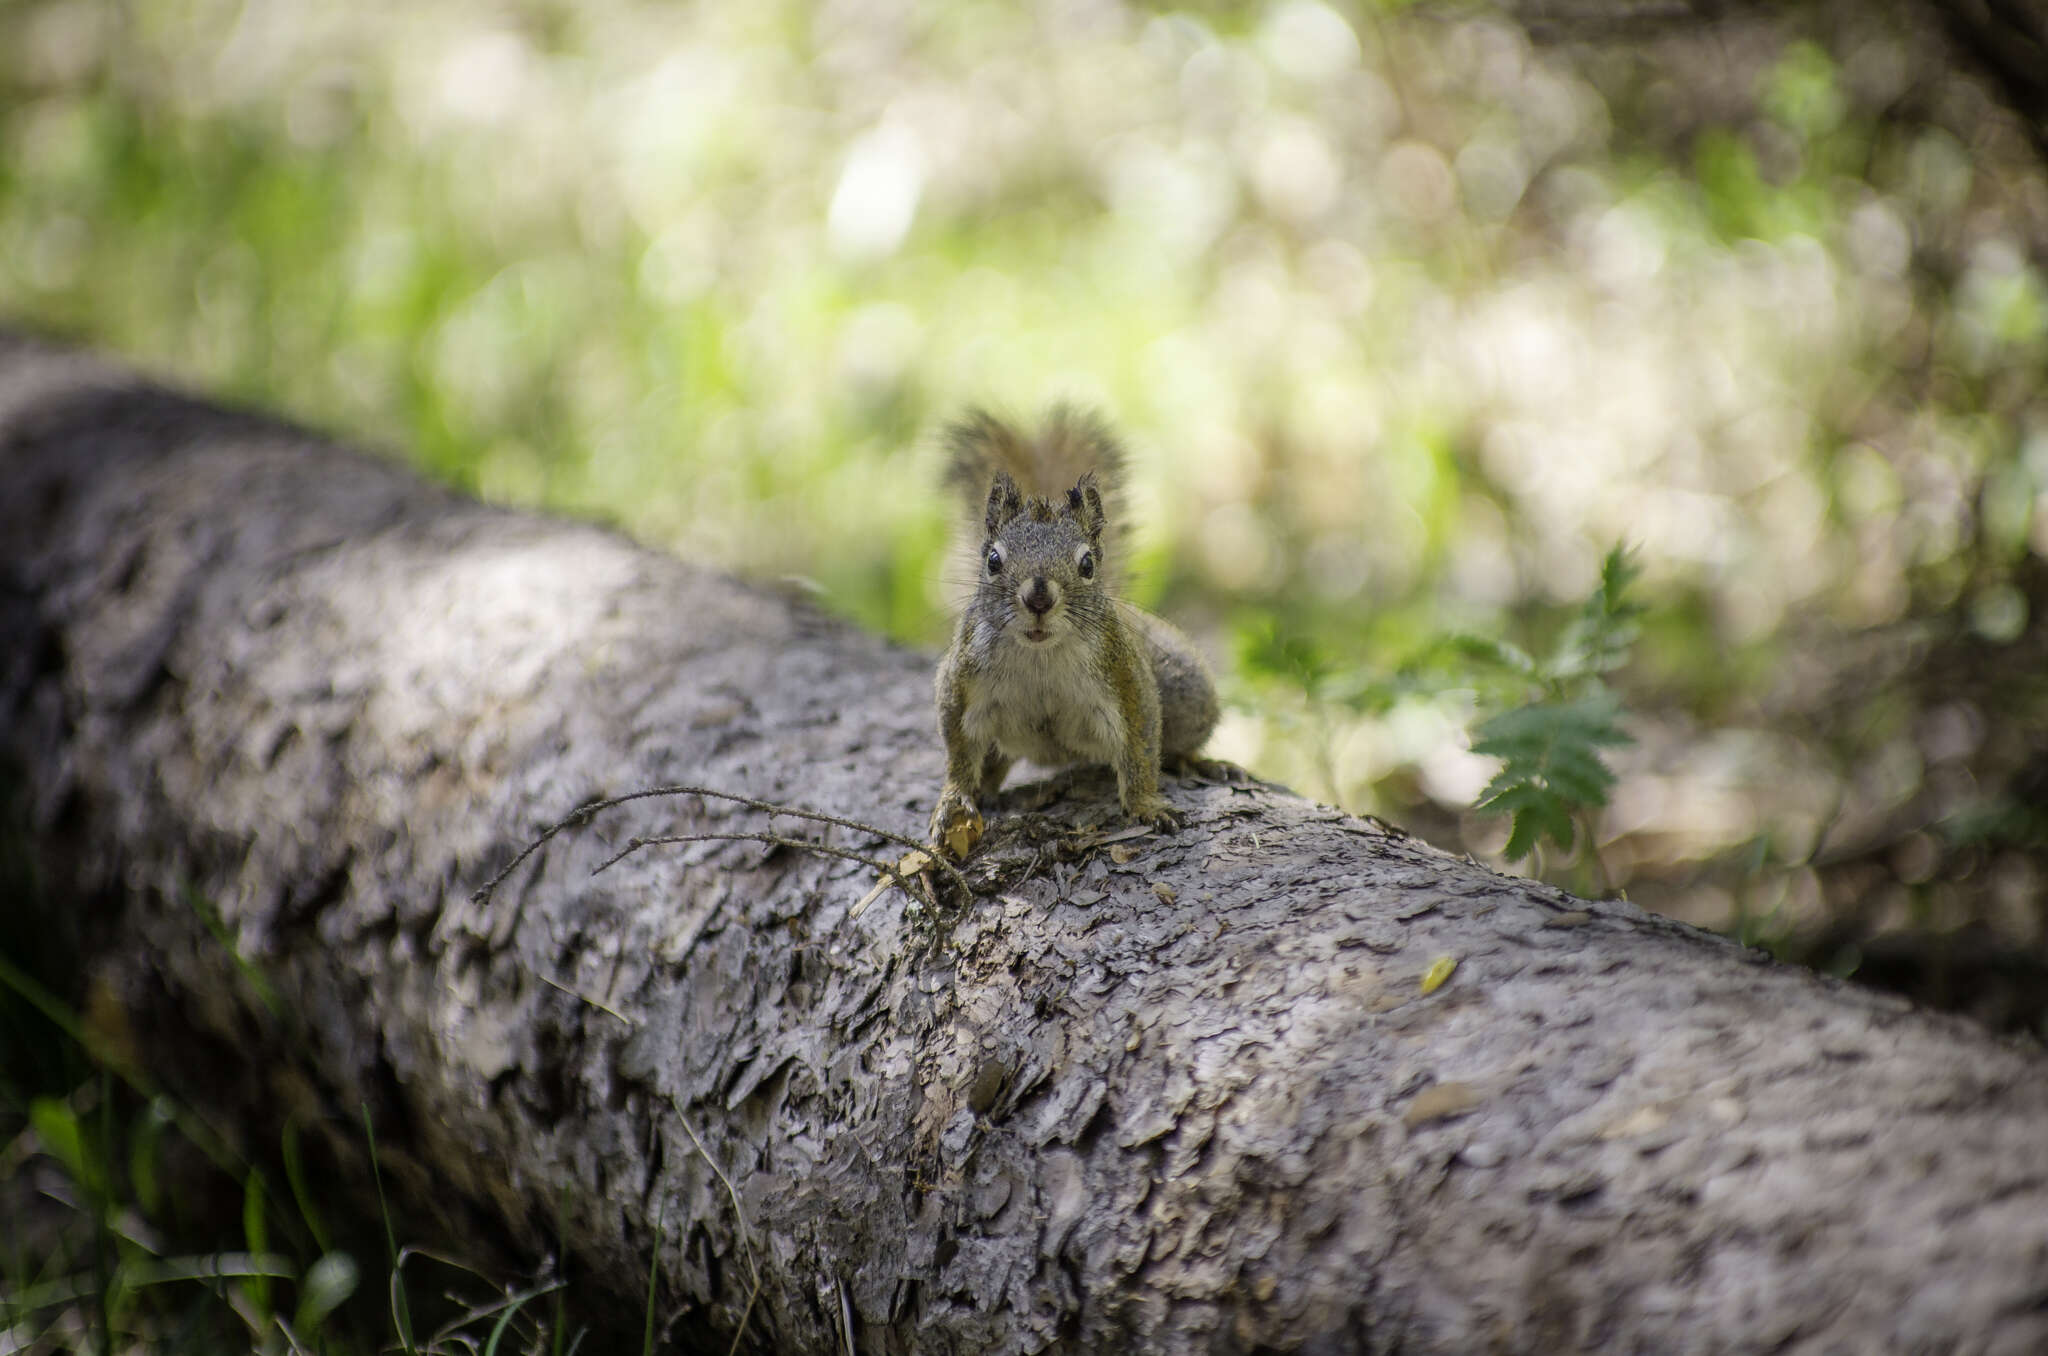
3, 334, 2046, 1354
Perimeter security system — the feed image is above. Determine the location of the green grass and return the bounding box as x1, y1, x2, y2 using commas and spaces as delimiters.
0, 1016, 607, 1356
0, 794, 606, 1356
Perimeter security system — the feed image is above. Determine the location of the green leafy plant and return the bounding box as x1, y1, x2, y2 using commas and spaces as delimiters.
1468, 546, 1643, 872
1228, 540, 1646, 880
1234, 543, 1646, 890
1470, 691, 1633, 861
1, 941, 578, 1355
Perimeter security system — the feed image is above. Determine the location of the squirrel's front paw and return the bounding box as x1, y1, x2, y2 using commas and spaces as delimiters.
1128, 796, 1183, 833
930, 788, 986, 859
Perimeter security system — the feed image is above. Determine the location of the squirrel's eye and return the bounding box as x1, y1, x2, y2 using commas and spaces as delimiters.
1077, 550, 1096, 580
985, 546, 1004, 575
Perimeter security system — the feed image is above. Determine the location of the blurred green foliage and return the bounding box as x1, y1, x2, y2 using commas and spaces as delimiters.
3, 0, 2046, 1010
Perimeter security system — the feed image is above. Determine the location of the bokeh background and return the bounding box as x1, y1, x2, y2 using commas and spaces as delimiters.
5, 0, 2047, 1033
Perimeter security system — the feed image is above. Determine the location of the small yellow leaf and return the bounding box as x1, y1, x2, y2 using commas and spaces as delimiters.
941, 807, 984, 860
1597, 1104, 1672, 1141
851, 848, 939, 919
850, 878, 890, 918
1420, 954, 1458, 994
1403, 1081, 1482, 1127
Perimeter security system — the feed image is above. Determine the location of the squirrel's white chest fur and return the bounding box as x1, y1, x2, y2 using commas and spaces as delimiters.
963, 626, 1123, 767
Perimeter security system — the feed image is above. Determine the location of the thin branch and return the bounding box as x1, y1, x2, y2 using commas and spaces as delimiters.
630, 784, 933, 859
532, 970, 632, 1026
591, 832, 937, 917
677, 1116, 757, 1283
727, 1278, 763, 1356
471, 783, 970, 906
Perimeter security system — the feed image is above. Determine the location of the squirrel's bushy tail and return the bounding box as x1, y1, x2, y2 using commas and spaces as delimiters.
940, 406, 1134, 606
942, 405, 1129, 512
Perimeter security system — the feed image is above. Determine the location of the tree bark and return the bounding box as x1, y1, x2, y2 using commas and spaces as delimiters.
3, 333, 2046, 1354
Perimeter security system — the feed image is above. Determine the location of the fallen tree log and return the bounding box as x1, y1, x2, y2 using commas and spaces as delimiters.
3, 333, 2046, 1355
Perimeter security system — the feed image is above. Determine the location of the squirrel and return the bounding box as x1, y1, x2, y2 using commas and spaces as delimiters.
929, 406, 1219, 856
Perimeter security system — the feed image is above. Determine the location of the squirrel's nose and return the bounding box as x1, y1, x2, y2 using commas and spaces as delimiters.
1021, 577, 1056, 616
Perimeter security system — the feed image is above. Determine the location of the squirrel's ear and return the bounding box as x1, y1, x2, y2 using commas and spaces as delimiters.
1068, 471, 1106, 538
985, 472, 1024, 534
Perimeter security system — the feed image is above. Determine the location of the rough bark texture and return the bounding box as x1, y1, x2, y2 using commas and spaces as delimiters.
4, 333, 2047, 1354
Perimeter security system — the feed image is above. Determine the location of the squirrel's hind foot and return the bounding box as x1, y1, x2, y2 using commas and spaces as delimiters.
1126, 795, 1184, 833
930, 788, 986, 860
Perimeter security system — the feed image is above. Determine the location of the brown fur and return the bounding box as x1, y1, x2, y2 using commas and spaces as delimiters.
930, 408, 1217, 851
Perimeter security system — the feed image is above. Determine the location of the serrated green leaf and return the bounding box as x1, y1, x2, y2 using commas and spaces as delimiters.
1548, 544, 1646, 680
1474, 774, 1530, 810
1502, 799, 1573, 860
1471, 691, 1633, 861
1470, 701, 1552, 743
1599, 544, 1644, 606
1500, 812, 1539, 860
1469, 727, 1539, 761
1474, 780, 1545, 815
1546, 749, 1619, 803
1446, 632, 1537, 675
